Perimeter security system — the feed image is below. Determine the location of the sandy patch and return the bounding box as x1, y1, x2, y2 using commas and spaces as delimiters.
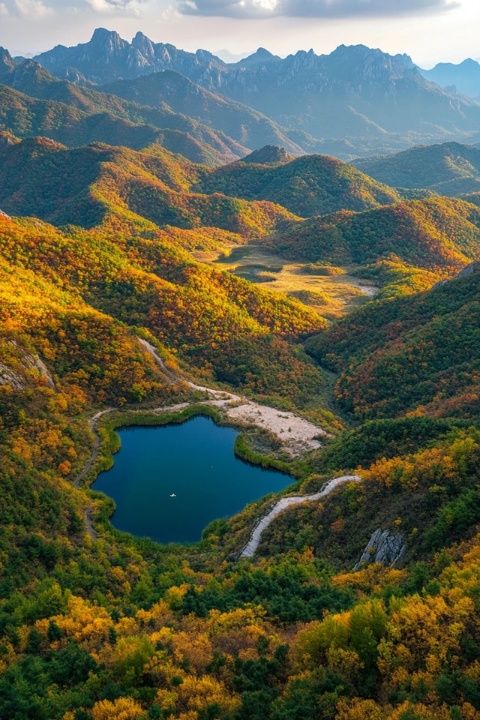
138, 339, 328, 456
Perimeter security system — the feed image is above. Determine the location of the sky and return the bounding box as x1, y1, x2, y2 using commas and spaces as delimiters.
0, 0, 478, 67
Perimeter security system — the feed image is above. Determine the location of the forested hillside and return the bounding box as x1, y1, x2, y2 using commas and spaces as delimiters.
266, 196, 480, 297
0, 46, 302, 161
197, 151, 400, 217
101, 71, 303, 155
0, 138, 298, 234
306, 266, 480, 419
0, 83, 246, 166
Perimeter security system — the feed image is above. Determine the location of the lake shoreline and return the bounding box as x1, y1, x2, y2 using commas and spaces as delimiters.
92, 415, 296, 545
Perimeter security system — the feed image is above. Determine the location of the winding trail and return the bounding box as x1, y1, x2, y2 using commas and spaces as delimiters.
240, 475, 361, 558
74, 409, 114, 540
74, 409, 114, 489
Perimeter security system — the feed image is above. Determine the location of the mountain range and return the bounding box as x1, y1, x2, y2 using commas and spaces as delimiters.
26, 30, 480, 159
0, 48, 306, 164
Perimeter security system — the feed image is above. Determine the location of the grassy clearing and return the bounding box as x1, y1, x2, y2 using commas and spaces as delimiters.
196, 244, 378, 320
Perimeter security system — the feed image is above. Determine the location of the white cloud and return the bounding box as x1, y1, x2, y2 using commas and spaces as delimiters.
86, 0, 146, 15
14, 0, 53, 17
179, 0, 459, 18
0, 2, 8, 15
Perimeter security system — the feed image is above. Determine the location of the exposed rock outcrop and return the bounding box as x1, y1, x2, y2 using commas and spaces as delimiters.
0, 341, 55, 390
0, 362, 24, 390
354, 529, 405, 570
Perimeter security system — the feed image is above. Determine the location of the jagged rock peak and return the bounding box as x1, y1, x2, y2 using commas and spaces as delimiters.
90, 28, 125, 50
132, 31, 155, 56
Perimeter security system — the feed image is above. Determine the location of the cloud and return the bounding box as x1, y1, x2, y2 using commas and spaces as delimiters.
178, 0, 459, 19
86, 0, 146, 15
14, 0, 53, 17
0, 2, 8, 14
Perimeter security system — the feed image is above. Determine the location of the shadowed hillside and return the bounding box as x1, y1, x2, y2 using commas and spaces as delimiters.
355, 142, 480, 196
101, 71, 304, 155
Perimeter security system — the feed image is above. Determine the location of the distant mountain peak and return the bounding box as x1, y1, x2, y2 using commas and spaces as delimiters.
91, 27, 122, 44
131, 31, 155, 56
333, 43, 413, 61
422, 58, 480, 98
460, 58, 480, 68
133, 31, 150, 42
242, 146, 292, 164
240, 47, 278, 66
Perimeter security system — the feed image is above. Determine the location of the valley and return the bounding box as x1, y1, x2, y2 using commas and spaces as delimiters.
0, 26, 480, 720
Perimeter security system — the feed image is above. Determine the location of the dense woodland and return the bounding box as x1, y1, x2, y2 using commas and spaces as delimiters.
0, 51, 480, 719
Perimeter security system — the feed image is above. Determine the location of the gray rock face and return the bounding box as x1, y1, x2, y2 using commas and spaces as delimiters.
354, 529, 405, 570
0, 341, 55, 390
457, 262, 480, 279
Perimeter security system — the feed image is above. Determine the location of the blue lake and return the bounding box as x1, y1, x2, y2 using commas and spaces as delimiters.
93, 415, 293, 544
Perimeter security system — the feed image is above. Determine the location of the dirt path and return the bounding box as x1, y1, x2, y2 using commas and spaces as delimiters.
240, 475, 361, 558
74, 409, 113, 540
74, 409, 114, 488
140, 339, 329, 456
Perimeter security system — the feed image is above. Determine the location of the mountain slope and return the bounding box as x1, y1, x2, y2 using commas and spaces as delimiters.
306, 265, 480, 419
196, 150, 401, 217
268, 197, 480, 274
355, 142, 480, 196
0, 50, 300, 162
101, 71, 304, 155
0, 83, 244, 165
0, 208, 324, 402
0, 53, 249, 165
